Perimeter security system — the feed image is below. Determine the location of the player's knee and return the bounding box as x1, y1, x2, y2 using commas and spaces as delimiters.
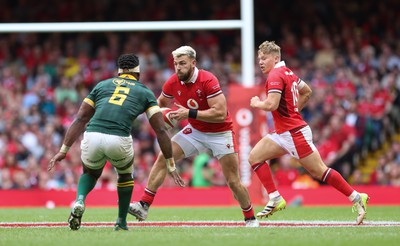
226, 178, 241, 191
248, 153, 257, 166
307, 168, 323, 181
118, 173, 133, 183
308, 163, 327, 181
83, 165, 102, 180
115, 162, 133, 176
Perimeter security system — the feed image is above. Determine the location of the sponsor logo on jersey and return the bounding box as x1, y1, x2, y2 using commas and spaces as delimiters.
112, 78, 135, 86
285, 71, 294, 75
212, 85, 220, 90
187, 99, 199, 109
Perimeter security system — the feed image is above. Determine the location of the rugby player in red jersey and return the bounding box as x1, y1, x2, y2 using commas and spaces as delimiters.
249, 41, 369, 224
129, 46, 259, 227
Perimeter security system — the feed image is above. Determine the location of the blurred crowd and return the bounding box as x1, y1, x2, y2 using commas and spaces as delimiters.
0, 0, 399, 190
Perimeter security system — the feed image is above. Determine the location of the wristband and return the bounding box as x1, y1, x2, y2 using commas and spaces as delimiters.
60, 144, 70, 154
188, 109, 198, 119
166, 158, 176, 172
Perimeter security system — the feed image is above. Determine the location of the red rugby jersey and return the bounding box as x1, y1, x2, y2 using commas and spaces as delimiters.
265, 61, 308, 133
162, 69, 233, 132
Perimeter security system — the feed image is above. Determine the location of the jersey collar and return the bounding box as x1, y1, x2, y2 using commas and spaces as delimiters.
274, 61, 286, 68
118, 74, 137, 80
180, 67, 199, 85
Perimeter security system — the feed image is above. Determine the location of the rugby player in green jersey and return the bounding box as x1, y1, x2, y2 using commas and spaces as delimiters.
48, 54, 184, 231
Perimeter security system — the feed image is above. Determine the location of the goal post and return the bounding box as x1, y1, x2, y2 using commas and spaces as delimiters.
0, 0, 255, 87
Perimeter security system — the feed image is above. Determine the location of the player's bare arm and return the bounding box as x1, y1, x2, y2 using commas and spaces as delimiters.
199, 94, 227, 122
170, 94, 227, 123
48, 102, 94, 171
149, 111, 174, 161
297, 82, 312, 111
250, 92, 281, 111
62, 102, 94, 147
157, 94, 174, 108
148, 111, 185, 187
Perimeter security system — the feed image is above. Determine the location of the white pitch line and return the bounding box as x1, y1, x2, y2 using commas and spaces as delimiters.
0, 220, 399, 228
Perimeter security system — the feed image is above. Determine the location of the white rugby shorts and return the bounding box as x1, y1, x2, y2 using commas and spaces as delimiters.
80, 132, 134, 174
172, 124, 237, 160
268, 125, 316, 159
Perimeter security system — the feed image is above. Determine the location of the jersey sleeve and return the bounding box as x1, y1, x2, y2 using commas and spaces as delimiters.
298, 78, 306, 89
84, 82, 101, 107
204, 73, 222, 99
266, 72, 284, 94
144, 88, 159, 108
144, 88, 161, 119
161, 76, 175, 99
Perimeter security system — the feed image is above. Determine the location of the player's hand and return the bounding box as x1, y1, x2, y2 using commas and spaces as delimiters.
250, 96, 261, 108
169, 103, 189, 121
47, 152, 67, 171
169, 169, 186, 187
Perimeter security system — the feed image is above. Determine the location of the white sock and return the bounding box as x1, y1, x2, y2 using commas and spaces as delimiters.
269, 191, 281, 200
348, 191, 360, 203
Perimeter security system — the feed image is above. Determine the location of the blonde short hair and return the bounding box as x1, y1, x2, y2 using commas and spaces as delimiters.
258, 41, 281, 57
172, 46, 196, 59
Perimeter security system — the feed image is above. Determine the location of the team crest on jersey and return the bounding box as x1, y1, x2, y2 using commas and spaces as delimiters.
112, 78, 126, 86
183, 128, 192, 134
196, 89, 204, 99
178, 90, 181, 96
226, 144, 231, 149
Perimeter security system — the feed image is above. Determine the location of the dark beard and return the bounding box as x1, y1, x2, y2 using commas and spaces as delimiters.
177, 71, 191, 82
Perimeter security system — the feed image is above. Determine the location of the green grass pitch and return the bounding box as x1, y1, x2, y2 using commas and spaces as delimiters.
0, 206, 399, 246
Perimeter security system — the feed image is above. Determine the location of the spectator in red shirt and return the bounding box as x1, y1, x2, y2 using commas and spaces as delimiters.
332, 68, 356, 99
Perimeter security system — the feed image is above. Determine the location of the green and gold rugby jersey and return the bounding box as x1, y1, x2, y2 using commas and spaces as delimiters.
84, 74, 159, 137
